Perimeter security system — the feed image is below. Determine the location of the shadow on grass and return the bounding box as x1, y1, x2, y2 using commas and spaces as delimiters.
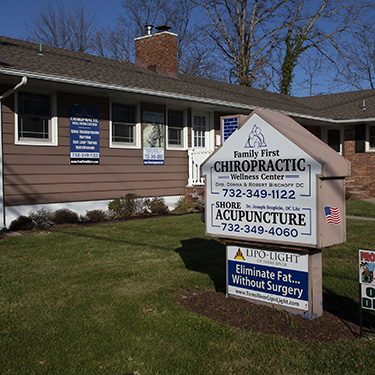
175, 238, 226, 292
55, 226, 172, 251
175, 239, 375, 330
323, 288, 375, 329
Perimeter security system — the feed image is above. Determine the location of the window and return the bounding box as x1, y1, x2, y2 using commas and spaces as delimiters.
16, 92, 57, 145
110, 103, 140, 148
143, 111, 164, 148
322, 126, 343, 155
167, 109, 185, 148
327, 129, 341, 153
193, 114, 207, 148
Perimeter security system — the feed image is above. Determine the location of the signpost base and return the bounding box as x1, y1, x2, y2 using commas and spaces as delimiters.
226, 242, 323, 320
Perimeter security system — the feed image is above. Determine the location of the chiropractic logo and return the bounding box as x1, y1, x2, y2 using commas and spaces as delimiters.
245, 124, 267, 149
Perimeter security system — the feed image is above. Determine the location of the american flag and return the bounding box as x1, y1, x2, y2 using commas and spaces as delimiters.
324, 206, 341, 225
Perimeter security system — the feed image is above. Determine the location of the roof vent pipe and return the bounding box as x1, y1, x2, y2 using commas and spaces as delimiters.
362, 99, 366, 111
145, 25, 154, 35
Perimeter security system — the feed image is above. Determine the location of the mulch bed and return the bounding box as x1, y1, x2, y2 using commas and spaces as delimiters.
177, 290, 363, 343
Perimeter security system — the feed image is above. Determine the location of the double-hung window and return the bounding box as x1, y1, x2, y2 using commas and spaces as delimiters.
167, 109, 185, 149
111, 103, 139, 148
193, 114, 207, 149
16, 92, 57, 145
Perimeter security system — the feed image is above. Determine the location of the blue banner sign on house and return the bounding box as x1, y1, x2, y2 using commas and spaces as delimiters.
223, 117, 239, 142
143, 111, 165, 165
70, 104, 100, 164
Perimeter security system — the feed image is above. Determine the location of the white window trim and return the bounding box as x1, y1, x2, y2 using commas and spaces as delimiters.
192, 112, 210, 151
14, 92, 58, 146
366, 124, 375, 152
109, 101, 141, 149
321, 126, 344, 155
166, 108, 187, 150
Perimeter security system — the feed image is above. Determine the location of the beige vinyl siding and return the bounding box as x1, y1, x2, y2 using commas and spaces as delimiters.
2, 93, 188, 207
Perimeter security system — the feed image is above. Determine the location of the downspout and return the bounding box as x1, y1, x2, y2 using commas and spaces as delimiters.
0, 77, 28, 228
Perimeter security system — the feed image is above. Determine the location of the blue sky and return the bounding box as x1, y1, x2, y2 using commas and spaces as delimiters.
0, 0, 364, 96
0, 0, 123, 39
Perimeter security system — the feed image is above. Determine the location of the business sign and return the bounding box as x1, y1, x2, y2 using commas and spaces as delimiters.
227, 246, 309, 311
202, 112, 322, 247
143, 147, 164, 165
70, 105, 100, 164
359, 249, 375, 311
143, 111, 164, 165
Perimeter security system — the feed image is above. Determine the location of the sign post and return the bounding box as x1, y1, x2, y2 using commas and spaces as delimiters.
202, 109, 350, 319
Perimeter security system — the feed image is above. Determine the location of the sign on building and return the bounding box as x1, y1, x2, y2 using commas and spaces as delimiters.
70, 105, 100, 164
143, 111, 164, 165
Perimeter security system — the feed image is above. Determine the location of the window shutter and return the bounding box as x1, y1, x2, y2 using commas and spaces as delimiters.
355, 124, 366, 153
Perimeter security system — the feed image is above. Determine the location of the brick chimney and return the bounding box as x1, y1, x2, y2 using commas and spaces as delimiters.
135, 25, 178, 77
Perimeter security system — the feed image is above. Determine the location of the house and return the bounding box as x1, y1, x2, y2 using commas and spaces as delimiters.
0, 27, 375, 227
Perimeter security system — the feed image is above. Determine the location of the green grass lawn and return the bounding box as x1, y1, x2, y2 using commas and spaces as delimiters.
346, 199, 375, 218
1, 212, 375, 374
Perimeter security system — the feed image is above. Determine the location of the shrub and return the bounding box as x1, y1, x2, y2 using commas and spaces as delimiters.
195, 196, 205, 212
53, 208, 79, 224
85, 209, 106, 223
108, 194, 145, 217
173, 197, 195, 213
28, 209, 55, 229
9, 215, 34, 231
146, 197, 169, 215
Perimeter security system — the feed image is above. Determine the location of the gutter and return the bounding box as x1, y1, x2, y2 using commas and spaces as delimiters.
2, 68, 375, 125
0, 76, 28, 100
0, 76, 28, 228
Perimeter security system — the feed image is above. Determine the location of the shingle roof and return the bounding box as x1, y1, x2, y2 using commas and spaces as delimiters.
1, 35, 375, 121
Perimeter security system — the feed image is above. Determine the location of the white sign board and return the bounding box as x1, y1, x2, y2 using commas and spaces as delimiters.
202, 113, 322, 247
227, 246, 309, 311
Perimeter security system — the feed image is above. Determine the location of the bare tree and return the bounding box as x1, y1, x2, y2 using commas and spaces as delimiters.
93, 26, 132, 62
117, 0, 222, 78
119, 0, 170, 37
291, 51, 327, 96
336, 22, 375, 90
277, 0, 373, 95
195, 0, 288, 87
25, 0, 96, 53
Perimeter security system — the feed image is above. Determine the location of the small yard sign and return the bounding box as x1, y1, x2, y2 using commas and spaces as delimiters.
359, 249, 375, 311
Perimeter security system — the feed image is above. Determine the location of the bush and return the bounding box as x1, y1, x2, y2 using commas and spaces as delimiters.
28, 209, 55, 229
85, 210, 106, 223
108, 194, 145, 218
173, 197, 195, 213
146, 197, 169, 215
53, 209, 79, 224
195, 196, 205, 212
9, 215, 34, 231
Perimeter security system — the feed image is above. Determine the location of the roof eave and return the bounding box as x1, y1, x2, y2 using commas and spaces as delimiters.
1, 67, 375, 124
